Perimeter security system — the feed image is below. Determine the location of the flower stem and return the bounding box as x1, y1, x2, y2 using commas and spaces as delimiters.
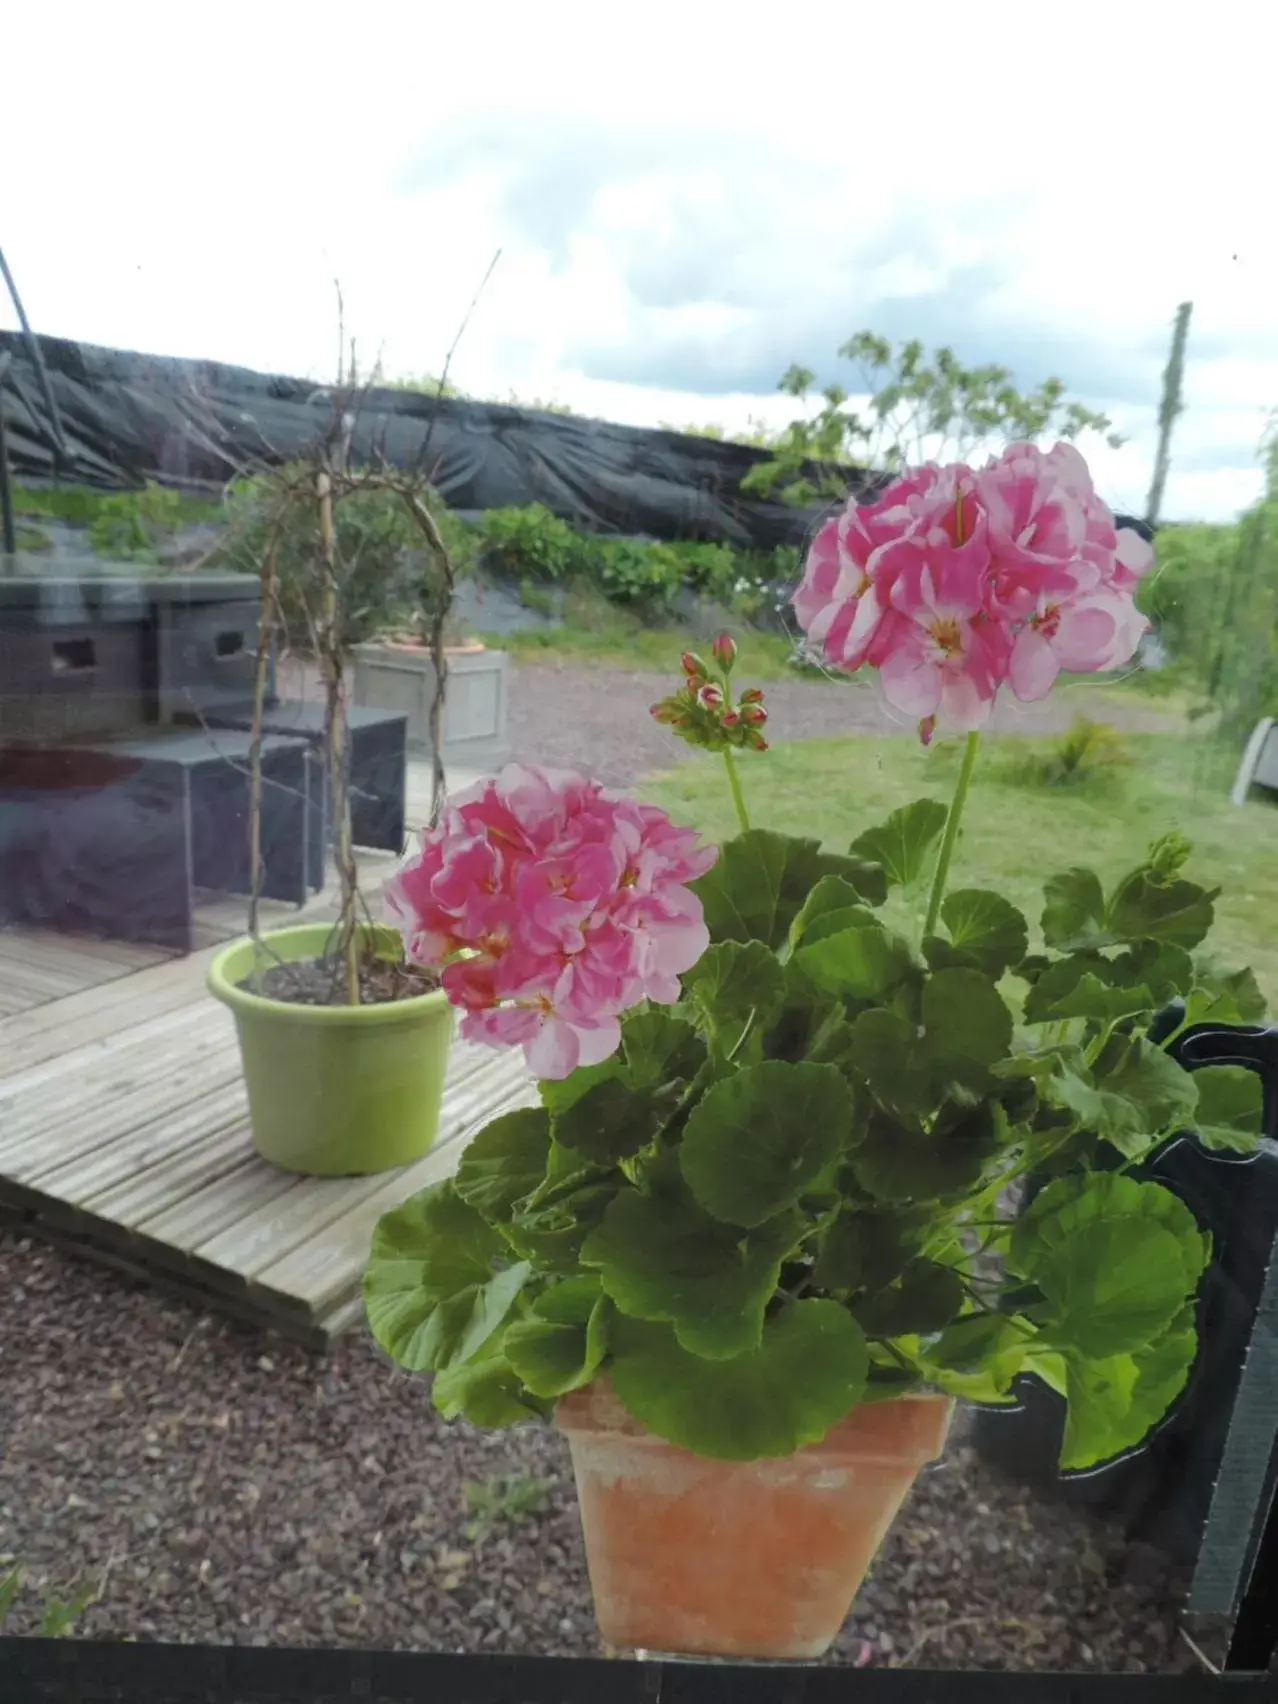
923, 730, 981, 938
723, 748, 751, 834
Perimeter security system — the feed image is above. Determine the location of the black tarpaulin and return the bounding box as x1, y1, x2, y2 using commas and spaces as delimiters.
0, 331, 1153, 550
0, 331, 828, 551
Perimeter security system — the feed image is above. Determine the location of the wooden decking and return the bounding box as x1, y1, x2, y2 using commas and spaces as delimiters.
0, 761, 533, 1346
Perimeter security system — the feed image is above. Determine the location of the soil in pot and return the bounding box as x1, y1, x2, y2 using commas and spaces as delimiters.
207, 923, 454, 1176
557, 1383, 954, 1662
246, 953, 439, 1007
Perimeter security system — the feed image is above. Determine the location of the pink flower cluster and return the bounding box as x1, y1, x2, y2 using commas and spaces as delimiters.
792, 442, 1155, 741
385, 765, 715, 1079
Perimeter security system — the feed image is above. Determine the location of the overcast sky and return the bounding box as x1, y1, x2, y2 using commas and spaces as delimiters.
5, 2, 1275, 522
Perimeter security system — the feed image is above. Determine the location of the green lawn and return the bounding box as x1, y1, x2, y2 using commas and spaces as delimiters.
476, 584, 813, 681
642, 732, 1278, 1005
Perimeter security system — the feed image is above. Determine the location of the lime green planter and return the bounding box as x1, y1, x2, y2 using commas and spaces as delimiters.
207, 923, 454, 1176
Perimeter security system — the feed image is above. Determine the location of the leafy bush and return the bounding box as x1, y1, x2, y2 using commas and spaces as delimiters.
477, 504, 587, 583
86, 481, 186, 561
215, 468, 464, 649
594, 539, 686, 610
998, 719, 1132, 790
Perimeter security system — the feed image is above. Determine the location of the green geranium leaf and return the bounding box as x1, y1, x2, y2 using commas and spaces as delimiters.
849, 799, 949, 891
921, 968, 1014, 1093
853, 1103, 1005, 1203
796, 923, 915, 1002
454, 1108, 551, 1224
432, 1331, 546, 1428
683, 941, 786, 1034
621, 1009, 704, 1088
609, 1300, 869, 1459
1040, 972, 1155, 1027
390, 1263, 532, 1374
848, 1009, 934, 1120
366, 1181, 506, 1315
926, 889, 1029, 979
539, 1057, 621, 1117
1101, 1037, 1200, 1141
1056, 1305, 1198, 1470
788, 875, 880, 950
1043, 1039, 1198, 1159
1010, 1172, 1210, 1359
503, 1279, 611, 1398
1022, 954, 1107, 1025
552, 1076, 660, 1165
1190, 1064, 1265, 1153
854, 1259, 966, 1336
680, 1060, 856, 1227
504, 1149, 620, 1272
581, 1190, 801, 1358
1109, 941, 1196, 1005
921, 1314, 1028, 1404
1042, 868, 1109, 951
1108, 866, 1219, 950
1183, 965, 1268, 1029
692, 830, 883, 949
813, 1207, 931, 1292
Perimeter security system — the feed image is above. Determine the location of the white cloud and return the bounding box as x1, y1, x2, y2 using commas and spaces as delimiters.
3, 0, 1275, 521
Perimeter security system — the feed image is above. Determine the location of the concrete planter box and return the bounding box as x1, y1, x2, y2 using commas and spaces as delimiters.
351, 642, 509, 769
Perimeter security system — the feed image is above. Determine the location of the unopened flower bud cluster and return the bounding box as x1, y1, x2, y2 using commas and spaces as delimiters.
650, 633, 769, 753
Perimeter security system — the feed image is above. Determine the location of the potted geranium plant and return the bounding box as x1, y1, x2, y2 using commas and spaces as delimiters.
364, 443, 1267, 1660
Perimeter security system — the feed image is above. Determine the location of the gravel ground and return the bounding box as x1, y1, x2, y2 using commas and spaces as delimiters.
0, 1230, 1193, 1671
503, 661, 1178, 788
0, 660, 1193, 1669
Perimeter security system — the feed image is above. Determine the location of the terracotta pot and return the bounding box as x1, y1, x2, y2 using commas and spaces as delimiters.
555, 1382, 953, 1661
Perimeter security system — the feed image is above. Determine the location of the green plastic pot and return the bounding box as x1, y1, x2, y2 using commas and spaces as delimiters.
207, 923, 454, 1176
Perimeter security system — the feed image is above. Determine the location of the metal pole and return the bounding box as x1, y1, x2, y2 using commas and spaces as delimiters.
0, 352, 15, 556
0, 244, 69, 469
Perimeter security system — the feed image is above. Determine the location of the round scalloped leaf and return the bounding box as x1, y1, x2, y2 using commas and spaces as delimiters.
580, 1189, 801, 1358
609, 1300, 868, 1459
454, 1109, 552, 1224
679, 1059, 855, 1227
1010, 1172, 1210, 1359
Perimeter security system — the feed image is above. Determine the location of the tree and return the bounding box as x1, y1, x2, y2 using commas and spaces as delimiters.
742, 332, 1123, 507
1145, 302, 1193, 528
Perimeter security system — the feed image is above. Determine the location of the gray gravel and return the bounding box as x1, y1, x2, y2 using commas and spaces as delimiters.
503, 661, 1178, 789
0, 1228, 1192, 1670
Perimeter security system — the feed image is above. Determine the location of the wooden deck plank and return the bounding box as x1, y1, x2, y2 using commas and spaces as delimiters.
86, 1118, 256, 1228
0, 1020, 241, 1171
28, 1082, 249, 1200
0, 832, 541, 1345
195, 1048, 533, 1283
256, 1075, 538, 1315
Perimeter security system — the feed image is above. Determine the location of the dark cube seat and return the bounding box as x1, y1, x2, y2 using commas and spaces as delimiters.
190, 701, 408, 857
0, 728, 313, 953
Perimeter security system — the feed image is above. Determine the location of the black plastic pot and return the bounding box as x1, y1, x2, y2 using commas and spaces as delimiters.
969, 1021, 1278, 1565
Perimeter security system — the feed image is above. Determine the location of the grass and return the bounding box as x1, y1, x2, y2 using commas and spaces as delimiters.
642, 731, 1278, 1003
477, 584, 816, 681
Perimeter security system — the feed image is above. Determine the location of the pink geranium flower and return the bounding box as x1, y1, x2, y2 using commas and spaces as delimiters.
385, 764, 715, 1079
791, 442, 1154, 739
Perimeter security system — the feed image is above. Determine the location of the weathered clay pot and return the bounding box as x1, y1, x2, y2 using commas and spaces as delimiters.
555, 1381, 954, 1661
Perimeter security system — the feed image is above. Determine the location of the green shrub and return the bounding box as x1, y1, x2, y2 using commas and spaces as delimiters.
14, 481, 224, 529
86, 481, 186, 562
215, 468, 461, 649
594, 538, 685, 610
477, 504, 586, 582
998, 717, 1132, 790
